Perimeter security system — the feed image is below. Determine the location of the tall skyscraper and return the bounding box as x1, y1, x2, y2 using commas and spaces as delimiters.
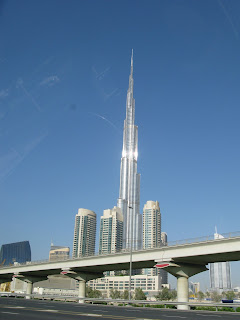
73, 208, 96, 258
210, 231, 232, 292
117, 51, 142, 250
99, 206, 123, 254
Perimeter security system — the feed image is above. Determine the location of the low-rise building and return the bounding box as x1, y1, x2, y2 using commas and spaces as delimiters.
88, 274, 164, 298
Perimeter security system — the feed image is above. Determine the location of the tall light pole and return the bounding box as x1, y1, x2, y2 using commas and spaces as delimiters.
128, 206, 133, 301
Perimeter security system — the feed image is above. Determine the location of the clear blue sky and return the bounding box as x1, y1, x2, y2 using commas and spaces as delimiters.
1, 0, 240, 290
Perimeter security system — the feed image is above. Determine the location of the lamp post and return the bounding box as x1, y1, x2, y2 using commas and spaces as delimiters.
128, 206, 133, 301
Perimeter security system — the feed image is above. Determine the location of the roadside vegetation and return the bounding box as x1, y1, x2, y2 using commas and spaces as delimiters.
2, 285, 239, 312
83, 286, 240, 312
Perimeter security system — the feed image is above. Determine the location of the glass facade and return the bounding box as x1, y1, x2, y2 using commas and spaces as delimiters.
0, 241, 31, 265
209, 232, 231, 291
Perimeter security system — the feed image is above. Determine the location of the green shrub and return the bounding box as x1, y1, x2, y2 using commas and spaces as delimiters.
145, 304, 165, 308
92, 301, 107, 305
218, 307, 234, 312
131, 303, 143, 307
195, 306, 216, 311
236, 307, 240, 312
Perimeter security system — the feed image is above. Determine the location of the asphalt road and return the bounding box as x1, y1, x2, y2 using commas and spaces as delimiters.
0, 298, 239, 320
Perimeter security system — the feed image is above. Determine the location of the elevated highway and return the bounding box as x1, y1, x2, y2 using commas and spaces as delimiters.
1, 233, 240, 309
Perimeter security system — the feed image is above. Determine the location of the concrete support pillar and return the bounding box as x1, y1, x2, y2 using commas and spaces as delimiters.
177, 276, 189, 310
78, 280, 86, 303
61, 269, 103, 304
155, 261, 208, 311
13, 273, 48, 300
26, 282, 33, 299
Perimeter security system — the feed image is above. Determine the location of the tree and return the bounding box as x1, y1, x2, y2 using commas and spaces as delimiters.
0, 282, 11, 292
155, 287, 172, 301
171, 289, 177, 300
121, 290, 130, 300
225, 291, 236, 300
86, 286, 102, 298
211, 291, 222, 302
109, 289, 121, 299
205, 291, 210, 299
196, 291, 205, 301
134, 288, 146, 300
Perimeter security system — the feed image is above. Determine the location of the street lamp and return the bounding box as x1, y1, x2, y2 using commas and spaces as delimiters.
128, 206, 133, 301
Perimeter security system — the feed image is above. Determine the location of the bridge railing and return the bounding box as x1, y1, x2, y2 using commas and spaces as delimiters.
1, 231, 240, 269
167, 231, 240, 247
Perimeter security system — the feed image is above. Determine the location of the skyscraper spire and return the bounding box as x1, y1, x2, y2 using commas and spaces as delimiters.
117, 51, 142, 250
131, 49, 133, 75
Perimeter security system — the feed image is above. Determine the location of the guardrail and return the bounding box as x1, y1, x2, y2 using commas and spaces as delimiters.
1, 293, 240, 312
1, 231, 240, 269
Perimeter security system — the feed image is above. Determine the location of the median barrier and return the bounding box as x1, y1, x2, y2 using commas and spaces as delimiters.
1, 292, 240, 312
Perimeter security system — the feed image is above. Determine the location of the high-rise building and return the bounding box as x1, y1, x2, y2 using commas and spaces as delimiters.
49, 244, 70, 261
160, 231, 168, 284
142, 201, 161, 250
161, 232, 168, 246
142, 201, 161, 277
117, 51, 142, 250
99, 206, 123, 255
142, 201, 168, 284
73, 208, 96, 258
0, 241, 31, 266
209, 231, 231, 292
189, 282, 200, 295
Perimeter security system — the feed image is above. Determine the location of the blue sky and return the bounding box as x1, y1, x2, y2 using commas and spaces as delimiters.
1, 0, 240, 290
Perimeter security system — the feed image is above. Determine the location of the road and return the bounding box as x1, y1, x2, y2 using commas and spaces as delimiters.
0, 298, 239, 320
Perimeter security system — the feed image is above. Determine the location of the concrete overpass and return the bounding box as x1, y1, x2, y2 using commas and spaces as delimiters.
1, 233, 240, 309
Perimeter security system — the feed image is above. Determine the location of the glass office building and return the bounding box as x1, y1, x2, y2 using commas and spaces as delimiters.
0, 241, 31, 265
210, 232, 232, 292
